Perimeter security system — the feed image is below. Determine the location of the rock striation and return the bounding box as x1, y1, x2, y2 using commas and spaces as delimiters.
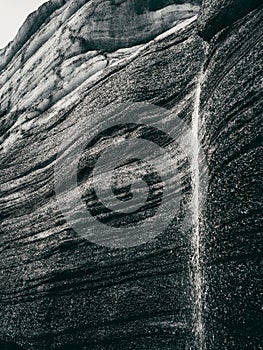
0, 0, 262, 349
197, 0, 262, 41
199, 2, 263, 349
0, 0, 201, 152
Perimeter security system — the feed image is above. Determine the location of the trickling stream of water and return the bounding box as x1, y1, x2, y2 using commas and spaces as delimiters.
191, 64, 207, 349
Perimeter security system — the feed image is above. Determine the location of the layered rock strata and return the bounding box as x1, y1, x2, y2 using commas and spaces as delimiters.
0, 0, 262, 349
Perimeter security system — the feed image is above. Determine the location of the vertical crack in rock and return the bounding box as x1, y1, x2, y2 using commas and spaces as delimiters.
191, 43, 208, 350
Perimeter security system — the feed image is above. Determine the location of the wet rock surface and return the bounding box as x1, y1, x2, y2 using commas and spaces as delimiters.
0, 0, 262, 349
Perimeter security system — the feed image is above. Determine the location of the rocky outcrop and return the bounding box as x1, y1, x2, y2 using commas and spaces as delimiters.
0, 0, 200, 152
0, 0, 201, 72
0, 0, 68, 71
0, 0, 262, 349
0, 1, 203, 349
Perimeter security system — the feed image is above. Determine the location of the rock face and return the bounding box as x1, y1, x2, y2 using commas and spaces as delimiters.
199, 3, 263, 349
0, 0, 201, 151
0, 0, 262, 349
197, 0, 262, 41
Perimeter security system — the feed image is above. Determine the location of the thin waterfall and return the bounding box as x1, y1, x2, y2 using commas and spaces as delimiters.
191, 64, 206, 349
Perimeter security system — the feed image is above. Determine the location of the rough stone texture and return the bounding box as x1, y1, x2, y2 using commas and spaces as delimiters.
0, 0, 67, 71
76, 0, 201, 51
0, 1, 204, 349
0, 0, 262, 349
0, 0, 200, 151
199, 5, 263, 349
197, 0, 262, 41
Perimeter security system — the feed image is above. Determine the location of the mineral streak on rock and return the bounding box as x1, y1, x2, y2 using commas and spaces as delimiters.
0, 0, 262, 349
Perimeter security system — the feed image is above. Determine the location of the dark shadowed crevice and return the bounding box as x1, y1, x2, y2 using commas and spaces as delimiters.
197, 0, 263, 42
0, 340, 25, 350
